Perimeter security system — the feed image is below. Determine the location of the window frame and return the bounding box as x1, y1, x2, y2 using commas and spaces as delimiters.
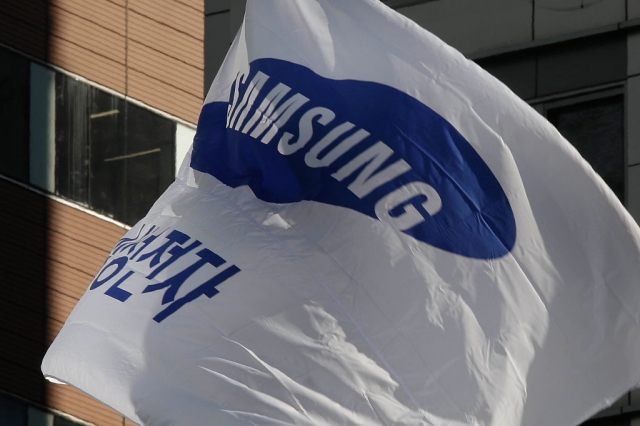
529, 84, 627, 204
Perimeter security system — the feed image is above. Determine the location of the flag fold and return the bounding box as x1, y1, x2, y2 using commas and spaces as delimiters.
42, 1, 640, 425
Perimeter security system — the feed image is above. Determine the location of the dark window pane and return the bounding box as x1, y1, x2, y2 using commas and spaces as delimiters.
537, 34, 626, 97
0, 48, 30, 181
0, 393, 26, 425
205, 12, 231, 94
86, 88, 126, 219
55, 73, 176, 225
55, 416, 80, 426
548, 95, 624, 202
580, 412, 633, 426
55, 73, 90, 205
89, 100, 175, 225
120, 102, 175, 225
382, 0, 439, 8
477, 52, 536, 101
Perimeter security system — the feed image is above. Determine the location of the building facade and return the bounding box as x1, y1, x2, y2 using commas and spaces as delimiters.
0, 0, 205, 424
1, 0, 639, 425
394, 2, 640, 424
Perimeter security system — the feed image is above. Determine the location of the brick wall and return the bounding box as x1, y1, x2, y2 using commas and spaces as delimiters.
0, 178, 129, 425
0, 0, 204, 124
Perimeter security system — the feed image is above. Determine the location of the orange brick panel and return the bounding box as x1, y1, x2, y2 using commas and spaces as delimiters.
46, 382, 126, 426
47, 202, 126, 250
47, 231, 112, 276
1, 268, 47, 310
0, 180, 48, 218
47, 288, 83, 325
128, 40, 203, 99
0, 359, 45, 404
0, 298, 46, 351
46, 218, 122, 254
3, 0, 48, 31
129, 0, 203, 40
0, 180, 132, 420
49, 33, 125, 92
0, 328, 45, 372
0, 12, 48, 60
128, 68, 203, 123
0, 241, 46, 284
0, 0, 48, 57
52, 0, 126, 36
174, 0, 204, 14
104, 0, 127, 6
46, 318, 66, 346
47, 219, 123, 251
49, 5, 126, 65
128, 10, 203, 72
0, 210, 47, 254
0, 191, 46, 219
47, 260, 95, 299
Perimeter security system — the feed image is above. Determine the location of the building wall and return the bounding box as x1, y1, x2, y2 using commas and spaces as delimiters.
0, 177, 129, 425
399, 0, 640, 226
201, 1, 639, 424
397, 0, 630, 56
396, 2, 640, 424
203, 0, 640, 230
1, 0, 204, 124
2, 0, 639, 424
0, 0, 207, 424
628, 28, 640, 225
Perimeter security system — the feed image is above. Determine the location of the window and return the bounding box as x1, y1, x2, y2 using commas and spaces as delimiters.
546, 94, 625, 202
475, 33, 626, 205
55, 74, 176, 225
0, 392, 96, 426
381, 0, 439, 8
0, 48, 30, 182
55, 416, 81, 426
0, 45, 180, 226
0, 393, 26, 425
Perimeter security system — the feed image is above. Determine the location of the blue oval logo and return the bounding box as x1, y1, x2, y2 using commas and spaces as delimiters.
192, 58, 516, 259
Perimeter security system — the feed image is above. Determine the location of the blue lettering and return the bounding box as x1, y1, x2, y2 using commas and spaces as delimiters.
136, 230, 190, 268
90, 256, 128, 290
104, 271, 135, 302
113, 225, 158, 256
91, 228, 242, 323
143, 248, 225, 305
153, 265, 241, 323
147, 239, 202, 280
191, 58, 517, 259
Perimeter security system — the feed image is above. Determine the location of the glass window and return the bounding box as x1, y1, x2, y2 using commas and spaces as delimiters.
0, 48, 30, 182
55, 74, 176, 225
54, 416, 79, 426
547, 95, 625, 202
381, 0, 438, 8
205, 11, 231, 93
0, 393, 26, 425
55, 74, 91, 205
27, 407, 54, 426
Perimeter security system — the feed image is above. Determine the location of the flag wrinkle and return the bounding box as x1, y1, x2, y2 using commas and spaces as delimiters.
195, 178, 429, 420
42, 1, 640, 424
246, 18, 323, 76
211, 344, 313, 421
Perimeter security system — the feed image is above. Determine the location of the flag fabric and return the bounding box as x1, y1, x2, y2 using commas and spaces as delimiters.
42, 1, 640, 425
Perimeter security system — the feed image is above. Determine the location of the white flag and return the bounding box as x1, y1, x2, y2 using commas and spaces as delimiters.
42, 1, 640, 425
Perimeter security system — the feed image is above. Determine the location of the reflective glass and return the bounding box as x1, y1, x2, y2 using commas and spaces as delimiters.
0, 48, 30, 182
0, 393, 26, 425
548, 95, 625, 202
55, 74, 176, 225
54, 417, 80, 426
